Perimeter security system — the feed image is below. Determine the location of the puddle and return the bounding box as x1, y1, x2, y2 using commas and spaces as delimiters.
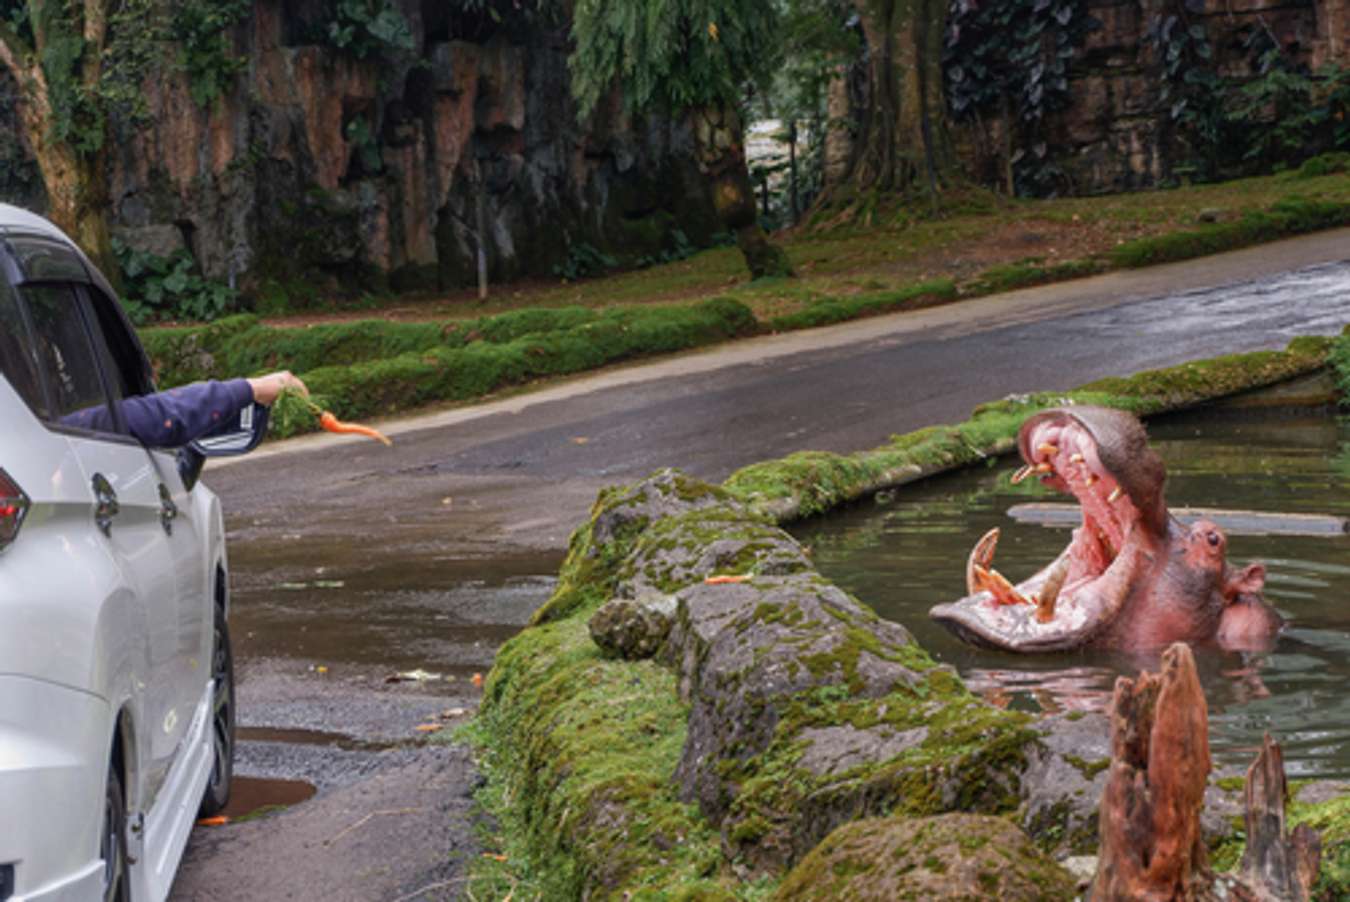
793, 408, 1350, 778
218, 776, 317, 821
224, 548, 561, 673
237, 726, 400, 752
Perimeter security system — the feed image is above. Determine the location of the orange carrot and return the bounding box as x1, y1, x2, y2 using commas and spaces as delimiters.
704, 574, 752, 585
197, 815, 230, 826
317, 410, 392, 446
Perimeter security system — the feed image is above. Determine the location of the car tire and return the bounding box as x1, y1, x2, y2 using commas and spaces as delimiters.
101, 762, 129, 902
198, 603, 235, 816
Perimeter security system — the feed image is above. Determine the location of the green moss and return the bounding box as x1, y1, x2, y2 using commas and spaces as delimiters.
1063, 755, 1110, 781
968, 257, 1103, 294
1331, 333, 1350, 404
765, 279, 957, 332
1110, 196, 1350, 267
725, 339, 1331, 522
1215, 776, 1246, 793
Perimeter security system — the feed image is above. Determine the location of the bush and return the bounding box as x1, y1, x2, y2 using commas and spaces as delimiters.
115, 239, 241, 325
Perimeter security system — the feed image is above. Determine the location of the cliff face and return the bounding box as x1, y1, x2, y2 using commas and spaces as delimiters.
1044, 0, 1346, 192
0, 1, 719, 294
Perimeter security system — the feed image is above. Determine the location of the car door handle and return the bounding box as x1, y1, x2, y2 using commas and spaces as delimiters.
158, 483, 178, 536
92, 473, 119, 537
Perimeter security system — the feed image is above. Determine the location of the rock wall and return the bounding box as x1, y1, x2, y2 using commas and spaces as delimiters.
0, 1, 720, 294
1053, 0, 1341, 192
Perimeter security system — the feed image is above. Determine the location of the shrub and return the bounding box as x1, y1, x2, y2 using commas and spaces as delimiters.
115, 240, 241, 325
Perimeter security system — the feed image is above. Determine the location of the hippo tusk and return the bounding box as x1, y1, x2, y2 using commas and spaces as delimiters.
1108, 486, 1124, 503
1036, 462, 1053, 473
1037, 443, 1059, 458
967, 528, 1001, 595
1035, 558, 1070, 623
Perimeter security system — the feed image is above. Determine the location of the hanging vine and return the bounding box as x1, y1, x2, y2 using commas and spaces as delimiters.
943, 0, 1098, 196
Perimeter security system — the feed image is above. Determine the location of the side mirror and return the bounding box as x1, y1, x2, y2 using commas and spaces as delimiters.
192, 403, 271, 457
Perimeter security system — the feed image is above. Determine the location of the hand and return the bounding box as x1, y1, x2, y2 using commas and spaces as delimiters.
247, 370, 308, 406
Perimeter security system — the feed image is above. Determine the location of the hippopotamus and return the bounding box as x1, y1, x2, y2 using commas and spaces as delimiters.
929, 406, 1284, 653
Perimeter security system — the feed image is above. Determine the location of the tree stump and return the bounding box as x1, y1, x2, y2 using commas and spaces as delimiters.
1090, 643, 1323, 902
1091, 642, 1212, 901
1236, 733, 1321, 901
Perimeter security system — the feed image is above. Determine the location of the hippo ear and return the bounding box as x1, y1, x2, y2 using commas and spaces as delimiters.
1226, 562, 1266, 600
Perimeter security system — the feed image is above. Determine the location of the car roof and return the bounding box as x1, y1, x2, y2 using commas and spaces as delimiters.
0, 204, 76, 244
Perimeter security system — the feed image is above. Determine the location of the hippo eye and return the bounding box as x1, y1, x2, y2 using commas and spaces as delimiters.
1206, 531, 1221, 548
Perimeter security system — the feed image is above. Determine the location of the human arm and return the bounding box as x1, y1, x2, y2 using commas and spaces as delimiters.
121, 370, 308, 447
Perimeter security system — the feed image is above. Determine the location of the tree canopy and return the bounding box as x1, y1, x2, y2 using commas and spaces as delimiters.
568, 0, 782, 116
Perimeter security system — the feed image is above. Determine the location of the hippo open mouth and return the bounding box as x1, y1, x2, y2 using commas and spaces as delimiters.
930, 406, 1171, 652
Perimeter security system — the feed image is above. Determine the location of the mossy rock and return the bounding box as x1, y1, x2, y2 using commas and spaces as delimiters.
773, 813, 1077, 901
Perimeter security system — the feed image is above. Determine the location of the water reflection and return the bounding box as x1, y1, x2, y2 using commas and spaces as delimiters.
794, 410, 1350, 777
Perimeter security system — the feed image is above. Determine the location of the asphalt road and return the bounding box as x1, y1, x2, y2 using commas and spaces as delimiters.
169, 230, 1350, 901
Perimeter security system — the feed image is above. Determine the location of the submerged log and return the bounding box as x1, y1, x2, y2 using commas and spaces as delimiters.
1091, 642, 1211, 901
1006, 503, 1348, 537
1237, 734, 1321, 901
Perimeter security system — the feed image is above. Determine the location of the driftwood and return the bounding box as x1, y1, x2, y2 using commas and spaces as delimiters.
1091, 643, 1321, 902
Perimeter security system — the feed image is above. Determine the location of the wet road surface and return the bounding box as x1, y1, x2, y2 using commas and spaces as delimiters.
169, 232, 1350, 900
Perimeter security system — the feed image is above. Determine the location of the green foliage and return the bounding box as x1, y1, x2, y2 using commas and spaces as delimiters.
1156, 16, 1350, 181
327, 0, 414, 59
552, 242, 618, 281
635, 228, 698, 269
1110, 196, 1350, 267
171, 0, 251, 106
343, 115, 382, 174
944, 0, 1099, 196
114, 239, 240, 324
1331, 333, 1350, 407
569, 0, 782, 116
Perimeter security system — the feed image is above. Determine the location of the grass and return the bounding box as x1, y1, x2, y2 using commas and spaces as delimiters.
185, 167, 1350, 332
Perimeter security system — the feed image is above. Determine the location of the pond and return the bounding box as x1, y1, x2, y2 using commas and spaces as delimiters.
792, 406, 1350, 778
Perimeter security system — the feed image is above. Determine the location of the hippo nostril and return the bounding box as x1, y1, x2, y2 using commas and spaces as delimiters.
1207, 531, 1221, 547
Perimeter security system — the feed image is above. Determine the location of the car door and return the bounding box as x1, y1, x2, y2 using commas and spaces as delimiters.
17, 280, 189, 809
82, 283, 211, 726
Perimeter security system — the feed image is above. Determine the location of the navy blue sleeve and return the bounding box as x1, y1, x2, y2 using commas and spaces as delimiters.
120, 379, 255, 447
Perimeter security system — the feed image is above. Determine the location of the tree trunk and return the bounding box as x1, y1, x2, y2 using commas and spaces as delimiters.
0, 2, 120, 291
689, 103, 792, 280
819, 0, 953, 211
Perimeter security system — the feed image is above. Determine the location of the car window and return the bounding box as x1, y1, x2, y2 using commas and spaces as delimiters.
21, 283, 126, 436
0, 276, 49, 418
83, 286, 152, 397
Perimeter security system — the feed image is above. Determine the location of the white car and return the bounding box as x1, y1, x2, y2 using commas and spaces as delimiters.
0, 205, 255, 901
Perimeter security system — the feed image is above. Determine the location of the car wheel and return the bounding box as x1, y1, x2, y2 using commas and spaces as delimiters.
101, 763, 129, 902
198, 604, 235, 816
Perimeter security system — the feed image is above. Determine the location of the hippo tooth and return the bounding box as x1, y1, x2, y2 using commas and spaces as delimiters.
1070, 453, 1085, 464
1037, 442, 1058, 458
1036, 463, 1053, 473
1108, 486, 1123, 503
1085, 474, 1098, 486
1010, 464, 1035, 485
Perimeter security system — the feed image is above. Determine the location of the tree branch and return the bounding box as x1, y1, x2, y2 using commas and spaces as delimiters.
81, 0, 108, 87
0, 16, 34, 80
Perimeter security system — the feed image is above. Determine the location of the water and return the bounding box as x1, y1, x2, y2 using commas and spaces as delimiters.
793, 408, 1350, 777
